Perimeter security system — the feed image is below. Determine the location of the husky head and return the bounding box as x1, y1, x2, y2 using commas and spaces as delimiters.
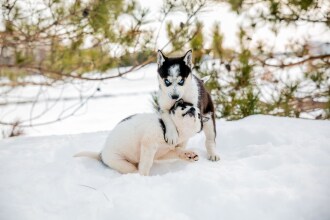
170, 99, 210, 133
157, 50, 193, 101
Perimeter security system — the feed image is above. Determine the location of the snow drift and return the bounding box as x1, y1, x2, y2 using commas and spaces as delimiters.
0, 115, 330, 220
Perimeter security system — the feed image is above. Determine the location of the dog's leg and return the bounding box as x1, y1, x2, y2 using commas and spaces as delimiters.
176, 148, 199, 162
161, 111, 178, 147
203, 117, 220, 161
155, 148, 199, 162
139, 144, 157, 176
154, 150, 180, 162
108, 159, 138, 174
176, 140, 188, 149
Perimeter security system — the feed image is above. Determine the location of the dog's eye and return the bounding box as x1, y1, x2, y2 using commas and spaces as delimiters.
178, 79, 184, 86
164, 79, 172, 87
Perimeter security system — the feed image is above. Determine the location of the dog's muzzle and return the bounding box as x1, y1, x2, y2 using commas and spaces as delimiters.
183, 107, 196, 117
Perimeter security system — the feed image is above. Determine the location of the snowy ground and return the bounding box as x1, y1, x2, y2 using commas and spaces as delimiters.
1, 115, 329, 220
1, 1, 330, 218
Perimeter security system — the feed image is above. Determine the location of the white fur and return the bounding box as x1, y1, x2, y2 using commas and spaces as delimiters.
183, 50, 193, 68
168, 64, 180, 77
157, 51, 165, 68
74, 151, 100, 160
158, 74, 197, 109
158, 75, 183, 102
181, 75, 199, 105
75, 106, 202, 176
158, 75, 199, 145
158, 70, 220, 161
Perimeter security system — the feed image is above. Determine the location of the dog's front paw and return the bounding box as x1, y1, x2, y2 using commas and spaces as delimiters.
180, 151, 199, 162
208, 154, 220, 161
165, 129, 179, 146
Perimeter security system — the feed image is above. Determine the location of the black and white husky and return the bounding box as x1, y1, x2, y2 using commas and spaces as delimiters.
157, 50, 220, 161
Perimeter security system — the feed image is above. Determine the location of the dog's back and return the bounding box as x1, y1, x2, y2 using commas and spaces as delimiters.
74, 103, 203, 174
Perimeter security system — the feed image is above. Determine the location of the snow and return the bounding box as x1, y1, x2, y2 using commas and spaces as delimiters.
1, 115, 330, 220
1, 1, 330, 218
0, 64, 159, 137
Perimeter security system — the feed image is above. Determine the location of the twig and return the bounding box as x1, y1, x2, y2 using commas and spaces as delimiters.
77, 184, 110, 202
255, 54, 330, 68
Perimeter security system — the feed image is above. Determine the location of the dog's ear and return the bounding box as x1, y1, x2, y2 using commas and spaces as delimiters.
173, 99, 184, 109
183, 49, 193, 69
157, 50, 166, 68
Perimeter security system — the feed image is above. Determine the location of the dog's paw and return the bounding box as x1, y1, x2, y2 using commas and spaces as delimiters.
165, 129, 179, 146
208, 154, 220, 161
180, 151, 199, 162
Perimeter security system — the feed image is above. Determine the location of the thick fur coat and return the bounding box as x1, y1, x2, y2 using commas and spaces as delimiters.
157, 50, 220, 161
75, 101, 208, 176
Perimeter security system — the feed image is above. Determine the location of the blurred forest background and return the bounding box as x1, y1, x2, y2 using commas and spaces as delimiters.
0, 0, 329, 137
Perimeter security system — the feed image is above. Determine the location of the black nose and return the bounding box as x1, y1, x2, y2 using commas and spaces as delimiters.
190, 107, 195, 114
171, 95, 179, 100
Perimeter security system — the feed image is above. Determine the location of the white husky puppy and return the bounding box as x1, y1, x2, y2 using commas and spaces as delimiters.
75, 100, 210, 176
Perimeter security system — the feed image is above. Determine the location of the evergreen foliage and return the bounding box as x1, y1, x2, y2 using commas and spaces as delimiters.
1, 0, 329, 128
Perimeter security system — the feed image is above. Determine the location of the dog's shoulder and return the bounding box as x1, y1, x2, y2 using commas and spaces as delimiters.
118, 114, 137, 124
193, 75, 215, 115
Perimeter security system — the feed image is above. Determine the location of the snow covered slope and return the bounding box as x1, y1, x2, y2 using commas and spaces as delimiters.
0, 115, 330, 220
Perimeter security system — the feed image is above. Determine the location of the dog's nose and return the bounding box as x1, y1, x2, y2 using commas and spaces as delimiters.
171, 95, 179, 100
190, 107, 196, 114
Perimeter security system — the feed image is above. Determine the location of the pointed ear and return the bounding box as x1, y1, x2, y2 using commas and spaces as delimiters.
183, 49, 193, 69
157, 50, 166, 68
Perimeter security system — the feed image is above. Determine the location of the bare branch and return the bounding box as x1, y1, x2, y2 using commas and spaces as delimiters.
0, 56, 155, 81
256, 54, 330, 68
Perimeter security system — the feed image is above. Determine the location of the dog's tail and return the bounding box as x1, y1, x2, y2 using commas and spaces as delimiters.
74, 151, 101, 161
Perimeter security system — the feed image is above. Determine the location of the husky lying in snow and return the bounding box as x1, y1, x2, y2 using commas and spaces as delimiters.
157, 50, 220, 161
75, 100, 210, 176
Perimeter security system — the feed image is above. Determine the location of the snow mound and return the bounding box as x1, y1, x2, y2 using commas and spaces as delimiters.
0, 115, 330, 220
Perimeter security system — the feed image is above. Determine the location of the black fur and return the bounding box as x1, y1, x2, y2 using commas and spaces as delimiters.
159, 119, 166, 140
158, 51, 217, 137
119, 114, 136, 124
198, 114, 204, 133
170, 99, 205, 133
169, 99, 194, 114
99, 153, 108, 167
157, 54, 191, 80
194, 75, 216, 136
